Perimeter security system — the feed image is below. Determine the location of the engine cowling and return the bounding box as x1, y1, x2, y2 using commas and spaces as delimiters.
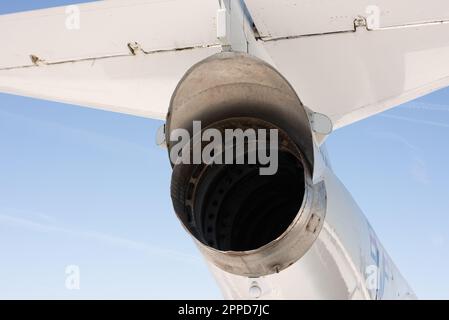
165, 52, 326, 277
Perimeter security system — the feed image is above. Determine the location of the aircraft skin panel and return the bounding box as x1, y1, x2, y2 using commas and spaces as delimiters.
0, 0, 220, 70
251, 23, 449, 129
0, 46, 221, 120
244, 0, 449, 39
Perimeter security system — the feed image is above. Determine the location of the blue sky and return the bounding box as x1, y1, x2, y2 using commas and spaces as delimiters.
0, 1, 448, 299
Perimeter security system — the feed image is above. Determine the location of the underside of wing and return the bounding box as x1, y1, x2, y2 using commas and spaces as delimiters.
2, 0, 449, 129
245, 0, 449, 129
0, 0, 221, 119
